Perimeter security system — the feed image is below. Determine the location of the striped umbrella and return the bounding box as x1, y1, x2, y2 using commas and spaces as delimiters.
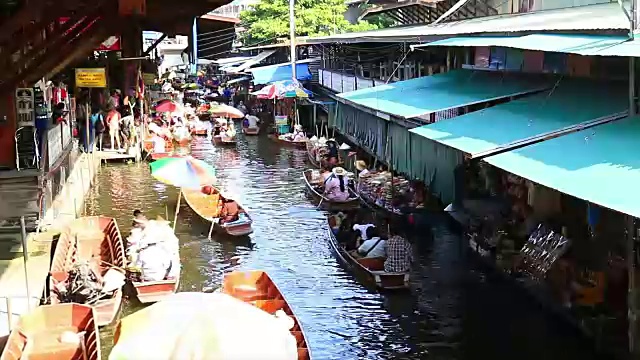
150, 156, 216, 189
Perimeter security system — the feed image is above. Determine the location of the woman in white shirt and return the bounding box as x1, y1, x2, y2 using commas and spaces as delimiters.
353, 223, 374, 241
357, 227, 386, 258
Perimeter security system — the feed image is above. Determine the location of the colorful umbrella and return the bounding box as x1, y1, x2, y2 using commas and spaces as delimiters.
150, 156, 216, 189
155, 100, 183, 113
210, 104, 244, 119
108, 292, 298, 360
250, 80, 311, 99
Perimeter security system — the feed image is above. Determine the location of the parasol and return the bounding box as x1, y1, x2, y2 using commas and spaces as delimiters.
150, 156, 217, 230
210, 104, 244, 119
108, 292, 298, 360
155, 100, 183, 113
250, 80, 311, 99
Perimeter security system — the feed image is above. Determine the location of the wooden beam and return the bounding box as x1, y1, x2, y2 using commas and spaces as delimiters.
42, 27, 109, 81
142, 33, 166, 56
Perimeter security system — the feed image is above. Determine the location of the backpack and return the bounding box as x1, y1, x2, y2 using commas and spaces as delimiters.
93, 114, 105, 133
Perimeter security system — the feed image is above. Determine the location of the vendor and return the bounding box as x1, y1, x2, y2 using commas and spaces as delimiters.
219, 197, 240, 223
292, 124, 306, 141
324, 167, 351, 202
324, 139, 339, 167
355, 160, 369, 177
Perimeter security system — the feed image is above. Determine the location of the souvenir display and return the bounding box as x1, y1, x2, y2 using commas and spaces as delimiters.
519, 224, 571, 281
357, 171, 419, 214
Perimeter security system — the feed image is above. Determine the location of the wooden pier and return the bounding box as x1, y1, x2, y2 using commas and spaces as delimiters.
95, 149, 140, 163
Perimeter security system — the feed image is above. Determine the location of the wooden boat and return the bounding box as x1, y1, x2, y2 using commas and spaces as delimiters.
0, 304, 101, 360
326, 215, 410, 290
49, 216, 126, 327
302, 170, 360, 211
306, 142, 343, 169
268, 134, 307, 148
358, 192, 405, 222
221, 271, 311, 360
182, 187, 253, 236
192, 128, 208, 136
212, 134, 237, 146
131, 272, 181, 304
242, 126, 260, 135
148, 152, 180, 162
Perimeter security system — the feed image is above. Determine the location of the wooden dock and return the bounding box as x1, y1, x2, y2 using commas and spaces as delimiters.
95, 149, 140, 163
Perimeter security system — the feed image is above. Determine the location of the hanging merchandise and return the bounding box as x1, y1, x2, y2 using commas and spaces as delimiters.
519, 224, 572, 281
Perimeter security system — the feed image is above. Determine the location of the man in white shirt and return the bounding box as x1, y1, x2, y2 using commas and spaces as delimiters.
357, 227, 386, 258
353, 223, 374, 241
136, 243, 172, 281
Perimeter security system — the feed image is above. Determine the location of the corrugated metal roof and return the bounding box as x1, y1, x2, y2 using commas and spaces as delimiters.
409, 79, 628, 157
336, 69, 551, 119
484, 115, 640, 218
304, 2, 631, 44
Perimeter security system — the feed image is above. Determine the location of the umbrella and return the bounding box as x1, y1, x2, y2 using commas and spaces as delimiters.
108, 292, 298, 360
150, 156, 216, 189
155, 100, 183, 113
250, 80, 311, 99
210, 104, 244, 119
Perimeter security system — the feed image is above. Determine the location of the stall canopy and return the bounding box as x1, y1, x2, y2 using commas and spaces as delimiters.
484, 116, 640, 219
225, 76, 251, 85
336, 69, 551, 120
411, 34, 640, 57
248, 63, 313, 84
409, 79, 628, 159
233, 50, 278, 72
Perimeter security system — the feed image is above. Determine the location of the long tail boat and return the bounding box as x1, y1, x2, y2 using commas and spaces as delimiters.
306, 142, 343, 169
182, 187, 253, 237
131, 270, 181, 304
49, 216, 126, 327
268, 134, 308, 148
221, 271, 311, 360
326, 214, 410, 290
302, 170, 360, 211
192, 129, 208, 136
0, 304, 101, 360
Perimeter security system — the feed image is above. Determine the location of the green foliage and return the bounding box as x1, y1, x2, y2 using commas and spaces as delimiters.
240, 0, 379, 46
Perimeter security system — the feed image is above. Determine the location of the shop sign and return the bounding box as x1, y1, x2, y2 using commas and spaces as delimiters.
15, 88, 35, 127
47, 125, 63, 167
75, 68, 107, 88
96, 36, 121, 51
275, 115, 288, 126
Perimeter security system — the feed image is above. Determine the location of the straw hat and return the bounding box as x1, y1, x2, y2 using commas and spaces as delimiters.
332, 167, 347, 176
310, 135, 318, 141
355, 160, 368, 171
294, 124, 303, 131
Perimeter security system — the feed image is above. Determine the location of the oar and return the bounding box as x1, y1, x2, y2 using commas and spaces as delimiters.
207, 217, 219, 239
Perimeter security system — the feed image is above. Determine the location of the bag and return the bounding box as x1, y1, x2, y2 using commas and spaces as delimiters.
93, 114, 105, 133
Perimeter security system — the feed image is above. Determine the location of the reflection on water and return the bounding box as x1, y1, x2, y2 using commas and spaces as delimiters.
85, 135, 606, 360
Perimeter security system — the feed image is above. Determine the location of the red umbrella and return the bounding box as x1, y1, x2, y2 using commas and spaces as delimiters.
155, 100, 182, 113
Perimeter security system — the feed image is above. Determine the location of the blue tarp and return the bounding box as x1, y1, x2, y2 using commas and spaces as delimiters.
249, 63, 312, 85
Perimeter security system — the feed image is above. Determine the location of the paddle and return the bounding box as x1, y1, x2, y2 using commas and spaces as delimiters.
207, 218, 219, 239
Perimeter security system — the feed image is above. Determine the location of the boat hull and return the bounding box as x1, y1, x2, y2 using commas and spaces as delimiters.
242, 127, 260, 135
212, 135, 237, 146
268, 134, 307, 148
221, 271, 311, 360
132, 271, 180, 304
0, 304, 101, 360
49, 216, 126, 327
302, 170, 360, 211
326, 216, 410, 290
192, 129, 208, 136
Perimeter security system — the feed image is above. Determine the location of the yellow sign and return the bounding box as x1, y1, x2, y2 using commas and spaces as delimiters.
75, 68, 107, 88
143, 73, 156, 85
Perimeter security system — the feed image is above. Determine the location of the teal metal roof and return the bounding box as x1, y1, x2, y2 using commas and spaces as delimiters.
411, 34, 630, 56
409, 80, 628, 157
484, 116, 640, 218
336, 69, 550, 119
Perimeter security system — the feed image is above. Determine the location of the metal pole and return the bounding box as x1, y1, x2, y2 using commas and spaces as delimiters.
19, 217, 31, 309
289, 0, 297, 81
173, 190, 182, 231
629, 0, 638, 353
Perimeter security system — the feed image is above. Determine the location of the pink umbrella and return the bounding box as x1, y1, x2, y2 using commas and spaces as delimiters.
250, 85, 277, 99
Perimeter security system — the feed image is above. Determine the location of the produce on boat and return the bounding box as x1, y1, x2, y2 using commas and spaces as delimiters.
126, 217, 181, 304
326, 213, 410, 290
0, 304, 101, 360
221, 270, 311, 360
357, 171, 424, 219
49, 216, 126, 327
303, 169, 360, 211
268, 134, 307, 148
109, 291, 299, 360
182, 186, 253, 236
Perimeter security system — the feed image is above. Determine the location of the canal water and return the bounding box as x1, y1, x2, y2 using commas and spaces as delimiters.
85, 135, 606, 360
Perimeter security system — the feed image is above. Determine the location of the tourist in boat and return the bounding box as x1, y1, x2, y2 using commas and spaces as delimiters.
245, 114, 259, 129
355, 160, 370, 177
353, 222, 375, 241
237, 100, 247, 114
133, 218, 180, 281
324, 167, 351, 202
384, 226, 413, 273
219, 197, 240, 224
325, 139, 339, 167
356, 227, 386, 258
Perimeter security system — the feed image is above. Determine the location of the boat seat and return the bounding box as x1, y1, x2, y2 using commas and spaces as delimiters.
357, 257, 385, 271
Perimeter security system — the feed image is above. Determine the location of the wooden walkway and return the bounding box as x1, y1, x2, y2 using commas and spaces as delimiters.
95, 149, 139, 163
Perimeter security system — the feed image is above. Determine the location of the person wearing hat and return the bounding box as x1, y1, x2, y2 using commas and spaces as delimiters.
323, 167, 350, 202
324, 139, 339, 169
355, 160, 369, 177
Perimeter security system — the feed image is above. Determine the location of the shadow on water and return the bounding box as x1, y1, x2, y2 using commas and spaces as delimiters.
85, 134, 609, 360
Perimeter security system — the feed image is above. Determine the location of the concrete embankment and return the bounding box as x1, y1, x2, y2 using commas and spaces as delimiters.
0, 151, 101, 339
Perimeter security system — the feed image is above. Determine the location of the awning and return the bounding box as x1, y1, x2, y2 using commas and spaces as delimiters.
249, 63, 313, 85
233, 50, 278, 72
336, 69, 551, 120
483, 116, 640, 219
213, 56, 253, 65
303, 2, 629, 44
225, 76, 251, 85
411, 34, 636, 57
409, 79, 628, 159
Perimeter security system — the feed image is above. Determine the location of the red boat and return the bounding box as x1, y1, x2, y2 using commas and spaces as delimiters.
268, 134, 307, 148
131, 275, 181, 304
